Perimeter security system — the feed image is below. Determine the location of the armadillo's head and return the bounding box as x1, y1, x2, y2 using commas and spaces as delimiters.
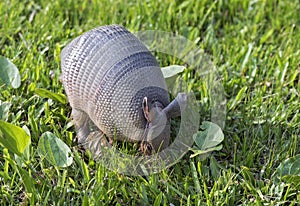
141, 93, 187, 155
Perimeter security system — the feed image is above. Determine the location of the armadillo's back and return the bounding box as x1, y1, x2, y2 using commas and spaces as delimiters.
61, 25, 169, 141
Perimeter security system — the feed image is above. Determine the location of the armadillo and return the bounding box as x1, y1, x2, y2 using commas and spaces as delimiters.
60, 25, 186, 155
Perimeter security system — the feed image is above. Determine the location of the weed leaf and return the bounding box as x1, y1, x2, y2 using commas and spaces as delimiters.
190, 121, 224, 159
0, 56, 21, 88
272, 154, 300, 187
161, 65, 185, 79
193, 121, 224, 149
0, 120, 31, 156
38, 131, 73, 167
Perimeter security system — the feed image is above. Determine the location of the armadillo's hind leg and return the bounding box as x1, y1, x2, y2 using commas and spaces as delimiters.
71, 109, 110, 157
71, 109, 92, 146
85, 130, 110, 158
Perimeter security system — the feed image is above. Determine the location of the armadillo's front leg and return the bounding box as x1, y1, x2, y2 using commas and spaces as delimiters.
72, 109, 110, 157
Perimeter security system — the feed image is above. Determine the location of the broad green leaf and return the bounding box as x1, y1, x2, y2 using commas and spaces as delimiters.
272, 154, 300, 187
35, 88, 67, 104
0, 100, 11, 121
193, 121, 224, 150
161, 65, 186, 79
0, 56, 21, 88
38, 131, 73, 167
15, 144, 31, 167
15, 125, 31, 167
0, 120, 31, 156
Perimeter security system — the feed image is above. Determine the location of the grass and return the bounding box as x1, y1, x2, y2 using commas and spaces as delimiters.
0, 0, 299, 205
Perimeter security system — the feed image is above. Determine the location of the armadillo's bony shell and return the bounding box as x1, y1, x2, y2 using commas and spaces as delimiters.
61, 25, 169, 143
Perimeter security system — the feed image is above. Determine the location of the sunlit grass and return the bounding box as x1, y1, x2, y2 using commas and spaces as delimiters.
0, 0, 299, 205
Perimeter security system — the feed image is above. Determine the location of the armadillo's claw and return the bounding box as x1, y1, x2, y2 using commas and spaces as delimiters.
140, 141, 153, 155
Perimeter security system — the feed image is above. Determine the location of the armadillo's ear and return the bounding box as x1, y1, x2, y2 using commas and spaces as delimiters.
142, 97, 150, 122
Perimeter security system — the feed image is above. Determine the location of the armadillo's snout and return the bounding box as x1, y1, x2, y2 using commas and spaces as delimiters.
146, 112, 170, 153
